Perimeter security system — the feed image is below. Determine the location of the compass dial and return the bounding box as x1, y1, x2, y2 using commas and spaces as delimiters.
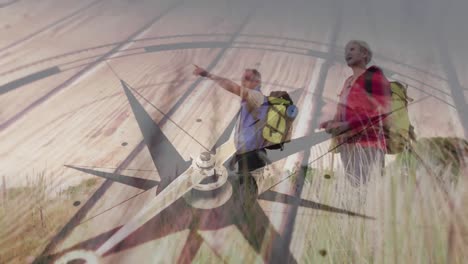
1, 0, 466, 263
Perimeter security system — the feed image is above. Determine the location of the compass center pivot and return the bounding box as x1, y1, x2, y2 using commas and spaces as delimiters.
193, 151, 227, 191
196, 151, 215, 169
183, 151, 232, 209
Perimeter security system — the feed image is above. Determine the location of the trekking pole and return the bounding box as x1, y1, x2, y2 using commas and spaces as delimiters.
324, 152, 334, 179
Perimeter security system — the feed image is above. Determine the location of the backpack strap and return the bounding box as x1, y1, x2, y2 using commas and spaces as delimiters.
363, 66, 385, 95
362, 69, 390, 129
364, 70, 374, 95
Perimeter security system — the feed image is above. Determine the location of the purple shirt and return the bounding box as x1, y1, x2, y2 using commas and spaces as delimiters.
234, 86, 267, 153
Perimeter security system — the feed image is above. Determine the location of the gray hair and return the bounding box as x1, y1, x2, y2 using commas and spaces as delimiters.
346, 40, 373, 65
245, 68, 262, 82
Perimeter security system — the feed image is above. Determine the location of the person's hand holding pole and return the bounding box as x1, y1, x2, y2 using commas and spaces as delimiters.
320, 120, 350, 136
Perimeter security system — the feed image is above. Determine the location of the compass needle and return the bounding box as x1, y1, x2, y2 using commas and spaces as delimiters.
95, 138, 235, 256
214, 137, 237, 166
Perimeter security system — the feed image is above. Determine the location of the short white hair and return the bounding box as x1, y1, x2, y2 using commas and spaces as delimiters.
245, 68, 262, 82
346, 40, 373, 65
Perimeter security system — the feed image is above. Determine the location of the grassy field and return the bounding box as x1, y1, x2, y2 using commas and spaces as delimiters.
0, 137, 466, 263
294, 137, 468, 264
0, 174, 101, 263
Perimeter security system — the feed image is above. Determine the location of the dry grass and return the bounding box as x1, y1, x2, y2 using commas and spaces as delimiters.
297, 137, 468, 263
0, 137, 466, 263
0, 173, 100, 264
298, 167, 467, 263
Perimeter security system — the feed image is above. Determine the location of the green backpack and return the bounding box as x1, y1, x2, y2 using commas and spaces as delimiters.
262, 91, 298, 150
364, 74, 416, 154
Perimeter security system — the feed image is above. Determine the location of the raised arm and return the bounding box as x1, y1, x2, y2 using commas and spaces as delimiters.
193, 64, 246, 99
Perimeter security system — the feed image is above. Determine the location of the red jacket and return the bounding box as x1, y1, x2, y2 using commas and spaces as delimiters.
335, 66, 391, 151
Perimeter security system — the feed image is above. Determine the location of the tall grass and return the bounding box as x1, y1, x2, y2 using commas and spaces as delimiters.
0, 137, 466, 263
0, 173, 100, 264
297, 137, 467, 263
